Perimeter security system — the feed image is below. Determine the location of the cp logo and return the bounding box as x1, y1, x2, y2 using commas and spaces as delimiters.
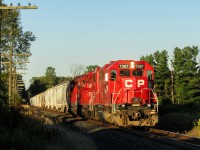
137, 80, 145, 87
125, 79, 145, 88
125, 80, 133, 88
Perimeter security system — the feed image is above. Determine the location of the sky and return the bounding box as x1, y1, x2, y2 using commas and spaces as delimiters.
4, 0, 200, 88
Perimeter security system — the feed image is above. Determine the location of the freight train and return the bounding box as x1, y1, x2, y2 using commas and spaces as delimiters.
30, 60, 158, 126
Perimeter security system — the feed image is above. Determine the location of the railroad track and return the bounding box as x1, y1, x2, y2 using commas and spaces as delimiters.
25, 106, 200, 150
120, 127, 200, 150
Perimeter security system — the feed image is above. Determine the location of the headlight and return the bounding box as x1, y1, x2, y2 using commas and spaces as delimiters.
130, 62, 135, 68
147, 104, 151, 107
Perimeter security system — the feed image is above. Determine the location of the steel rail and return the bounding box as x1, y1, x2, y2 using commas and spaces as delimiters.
121, 127, 200, 150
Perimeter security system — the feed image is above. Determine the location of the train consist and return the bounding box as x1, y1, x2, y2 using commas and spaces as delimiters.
30, 60, 158, 126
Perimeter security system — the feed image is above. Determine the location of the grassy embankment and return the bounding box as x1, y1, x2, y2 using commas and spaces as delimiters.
0, 107, 95, 150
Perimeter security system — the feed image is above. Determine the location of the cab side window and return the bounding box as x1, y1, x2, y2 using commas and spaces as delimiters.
110, 70, 117, 80
147, 70, 152, 81
147, 70, 153, 88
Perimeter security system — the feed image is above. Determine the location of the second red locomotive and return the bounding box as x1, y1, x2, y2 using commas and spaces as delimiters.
69, 60, 158, 126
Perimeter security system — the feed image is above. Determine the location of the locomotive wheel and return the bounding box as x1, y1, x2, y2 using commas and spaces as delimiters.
149, 114, 158, 126
81, 107, 92, 119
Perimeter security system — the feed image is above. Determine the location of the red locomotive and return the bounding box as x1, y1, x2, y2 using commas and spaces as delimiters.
30, 60, 158, 126
69, 60, 158, 126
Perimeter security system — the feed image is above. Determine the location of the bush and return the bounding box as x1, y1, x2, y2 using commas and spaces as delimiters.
157, 113, 197, 133
159, 102, 200, 115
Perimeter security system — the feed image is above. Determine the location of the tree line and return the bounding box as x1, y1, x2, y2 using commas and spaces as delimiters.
140, 46, 200, 105
28, 67, 72, 98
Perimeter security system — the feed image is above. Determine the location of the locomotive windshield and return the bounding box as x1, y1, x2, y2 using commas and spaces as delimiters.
132, 70, 143, 76
120, 69, 130, 76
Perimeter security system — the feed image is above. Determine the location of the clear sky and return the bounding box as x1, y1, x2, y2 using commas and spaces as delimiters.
4, 0, 200, 88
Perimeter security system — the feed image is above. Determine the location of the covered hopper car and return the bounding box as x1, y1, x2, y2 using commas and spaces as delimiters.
30, 82, 69, 112
30, 60, 158, 126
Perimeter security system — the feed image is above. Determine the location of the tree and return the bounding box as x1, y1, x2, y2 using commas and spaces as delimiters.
154, 50, 171, 104
0, 73, 9, 108
45, 67, 57, 88
28, 79, 47, 98
0, 9, 35, 107
28, 67, 73, 98
171, 46, 200, 103
57, 76, 73, 83
140, 51, 171, 105
140, 54, 155, 66
84, 65, 99, 73
69, 64, 84, 78
1, 9, 35, 72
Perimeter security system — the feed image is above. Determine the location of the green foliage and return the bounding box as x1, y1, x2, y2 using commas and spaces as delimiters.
28, 65, 101, 98
0, 73, 9, 109
158, 103, 200, 132
140, 54, 155, 66
84, 65, 99, 73
45, 67, 57, 88
157, 113, 196, 133
171, 46, 200, 104
28, 67, 72, 98
28, 78, 47, 98
159, 102, 200, 115
154, 50, 171, 104
196, 119, 200, 126
141, 46, 200, 105
0, 8, 36, 108
1, 9, 36, 70
141, 50, 171, 105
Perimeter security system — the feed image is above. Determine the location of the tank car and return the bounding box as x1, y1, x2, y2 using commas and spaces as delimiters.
69, 60, 158, 126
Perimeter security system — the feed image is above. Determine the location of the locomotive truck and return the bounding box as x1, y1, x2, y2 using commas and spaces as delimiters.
30, 60, 158, 126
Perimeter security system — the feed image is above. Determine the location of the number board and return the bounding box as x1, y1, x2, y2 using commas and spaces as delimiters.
118, 64, 129, 68
135, 64, 145, 69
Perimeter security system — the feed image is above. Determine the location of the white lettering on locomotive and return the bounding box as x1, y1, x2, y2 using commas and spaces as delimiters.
125, 79, 145, 88
125, 80, 133, 88
137, 80, 145, 87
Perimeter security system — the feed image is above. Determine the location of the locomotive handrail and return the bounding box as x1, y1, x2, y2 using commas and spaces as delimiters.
112, 87, 157, 112
111, 80, 116, 113
112, 88, 122, 113
132, 88, 158, 108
